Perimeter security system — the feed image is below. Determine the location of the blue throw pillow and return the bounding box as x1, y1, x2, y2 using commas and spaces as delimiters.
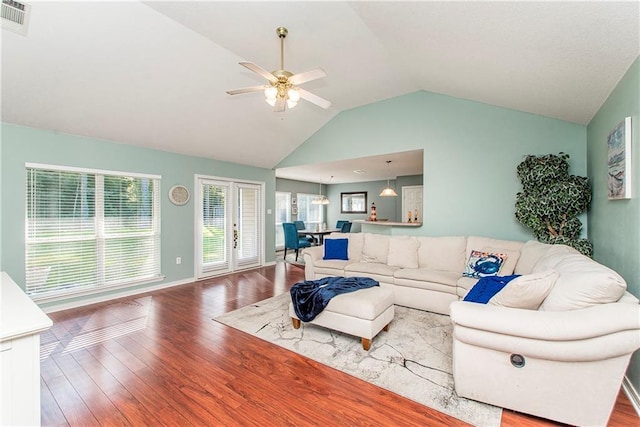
323, 238, 349, 260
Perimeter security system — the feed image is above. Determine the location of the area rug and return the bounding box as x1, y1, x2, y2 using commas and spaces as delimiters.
214, 293, 502, 426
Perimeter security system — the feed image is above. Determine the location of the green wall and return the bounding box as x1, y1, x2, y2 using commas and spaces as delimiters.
278, 90, 587, 241
587, 57, 640, 392
1, 124, 276, 309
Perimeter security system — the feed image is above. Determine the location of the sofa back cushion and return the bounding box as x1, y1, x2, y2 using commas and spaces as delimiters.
417, 236, 466, 272
515, 241, 579, 274
533, 253, 627, 311
387, 237, 420, 269
362, 233, 391, 264
326, 232, 364, 261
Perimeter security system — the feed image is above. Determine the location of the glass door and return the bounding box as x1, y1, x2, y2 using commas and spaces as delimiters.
196, 177, 263, 279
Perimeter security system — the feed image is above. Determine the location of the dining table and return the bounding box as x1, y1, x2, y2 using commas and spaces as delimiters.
297, 228, 341, 245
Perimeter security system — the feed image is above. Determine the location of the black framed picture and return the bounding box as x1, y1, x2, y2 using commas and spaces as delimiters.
340, 192, 367, 214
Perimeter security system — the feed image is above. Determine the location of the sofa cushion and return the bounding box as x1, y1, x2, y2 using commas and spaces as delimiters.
387, 237, 420, 269
394, 268, 460, 287
490, 270, 558, 309
345, 261, 399, 277
535, 254, 627, 311
463, 250, 506, 278
362, 233, 391, 264
327, 232, 364, 262
482, 246, 520, 275
323, 238, 349, 260
515, 241, 578, 275
417, 236, 466, 272
457, 276, 479, 297
514, 240, 551, 275
466, 236, 523, 259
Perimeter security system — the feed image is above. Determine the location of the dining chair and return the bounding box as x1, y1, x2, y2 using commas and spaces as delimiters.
283, 222, 311, 261
336, 220, 348, 230
294, 220, 316, 244
340, 221, 352, 233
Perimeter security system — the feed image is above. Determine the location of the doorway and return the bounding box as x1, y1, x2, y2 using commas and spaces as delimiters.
402, 185, 423, 223
195, 176, 264, 279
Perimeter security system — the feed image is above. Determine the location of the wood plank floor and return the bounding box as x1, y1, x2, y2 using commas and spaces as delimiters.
41, 262, 639, 426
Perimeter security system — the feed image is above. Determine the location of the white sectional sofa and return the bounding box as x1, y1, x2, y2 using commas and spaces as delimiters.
302, 232, 640, 426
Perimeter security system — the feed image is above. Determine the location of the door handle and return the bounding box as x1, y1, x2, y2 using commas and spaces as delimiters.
233, 224, 238, 249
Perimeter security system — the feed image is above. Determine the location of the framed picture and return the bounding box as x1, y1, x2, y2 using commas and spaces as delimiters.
340, 192, 368, 214
607, 117, 632, 200
292, 206, 298, 215
292, 198, 297, 205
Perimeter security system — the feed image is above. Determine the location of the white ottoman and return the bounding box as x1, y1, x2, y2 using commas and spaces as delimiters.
289, 286, 395, 350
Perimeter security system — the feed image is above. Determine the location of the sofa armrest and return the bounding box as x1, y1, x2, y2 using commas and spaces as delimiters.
302, 246, 324, 280
450, 301, 640, 361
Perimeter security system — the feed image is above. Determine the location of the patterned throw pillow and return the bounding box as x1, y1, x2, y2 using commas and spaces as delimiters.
463, 250, 507, 278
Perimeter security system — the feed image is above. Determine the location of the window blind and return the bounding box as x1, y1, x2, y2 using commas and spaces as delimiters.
25, 166, 161, 298
201, 182, 228, 272
274, 191, 291, 249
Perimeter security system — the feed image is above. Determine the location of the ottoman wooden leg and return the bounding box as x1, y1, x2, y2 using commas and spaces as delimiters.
361, 338, 371, 351
292, 318, 301, 329
383, 322, 390, 332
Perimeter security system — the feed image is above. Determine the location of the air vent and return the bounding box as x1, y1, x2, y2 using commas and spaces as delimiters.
2, 0, 30, 36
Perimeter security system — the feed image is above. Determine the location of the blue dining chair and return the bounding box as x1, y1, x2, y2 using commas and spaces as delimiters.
340, 221, 352, 233
295, 220, 316, 244
336, 220, 348, 230
283, 222, 311, 261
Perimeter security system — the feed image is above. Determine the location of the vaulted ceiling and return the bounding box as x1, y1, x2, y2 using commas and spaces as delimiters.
2, 1, 638, 171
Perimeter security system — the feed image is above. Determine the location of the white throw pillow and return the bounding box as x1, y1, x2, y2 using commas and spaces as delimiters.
387, 237, 420, 269
490, 270, 559, 309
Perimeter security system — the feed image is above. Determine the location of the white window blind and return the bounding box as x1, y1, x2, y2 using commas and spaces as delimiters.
25, 166, 161, 299
297, 193, 323, 230
275, 191, 291, 249
236, 185, 260, 267
201, 181, 228, 272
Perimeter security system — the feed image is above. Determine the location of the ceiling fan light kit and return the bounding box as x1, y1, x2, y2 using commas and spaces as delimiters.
226, 27, 331, 112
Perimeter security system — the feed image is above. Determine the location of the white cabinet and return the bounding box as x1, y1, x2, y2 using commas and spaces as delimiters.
1, 272, 52, 426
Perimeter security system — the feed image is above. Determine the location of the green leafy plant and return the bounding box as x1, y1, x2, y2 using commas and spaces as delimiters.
515, 153, 593, 256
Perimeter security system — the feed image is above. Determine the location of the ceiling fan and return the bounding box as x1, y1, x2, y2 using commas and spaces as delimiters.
226, 27, 331, 112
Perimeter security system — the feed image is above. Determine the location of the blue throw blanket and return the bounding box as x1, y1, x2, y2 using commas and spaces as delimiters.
463, 274, 520, 304
290, 276, 379, 322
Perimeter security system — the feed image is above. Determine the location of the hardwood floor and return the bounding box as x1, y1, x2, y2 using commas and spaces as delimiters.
41, 262, 639, 426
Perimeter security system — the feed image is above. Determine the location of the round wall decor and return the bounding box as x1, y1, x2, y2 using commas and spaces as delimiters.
169, 185, 190, 206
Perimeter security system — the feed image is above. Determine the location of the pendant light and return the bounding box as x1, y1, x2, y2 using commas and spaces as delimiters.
380, 161, 398, 197
312, 176, 332, 205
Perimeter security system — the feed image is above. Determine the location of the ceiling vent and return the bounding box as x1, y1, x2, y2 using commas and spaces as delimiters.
2, 0, 30, 36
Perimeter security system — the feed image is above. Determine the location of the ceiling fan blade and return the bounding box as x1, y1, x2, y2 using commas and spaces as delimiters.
289, 67, 327, 85
240, 62, 277, 83
274, 97, 286, 113
226, 85, 266, 95
297, 88, 331, 109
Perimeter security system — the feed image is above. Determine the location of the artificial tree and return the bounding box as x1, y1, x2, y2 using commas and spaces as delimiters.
515, 152, 593, 257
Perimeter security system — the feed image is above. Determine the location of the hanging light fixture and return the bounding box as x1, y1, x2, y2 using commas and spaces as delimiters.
312, 176, 332, 204
380, 160, 398, 197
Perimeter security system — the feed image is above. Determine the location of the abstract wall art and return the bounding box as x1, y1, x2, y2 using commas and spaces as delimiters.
607, 117, 632, 200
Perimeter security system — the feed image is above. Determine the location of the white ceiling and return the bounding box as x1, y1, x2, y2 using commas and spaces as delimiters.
2, 1, 638, 179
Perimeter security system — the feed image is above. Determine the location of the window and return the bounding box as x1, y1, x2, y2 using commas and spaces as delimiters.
25, 164, 161, 300
275, 192, 291, 249
297, 193, 324, 230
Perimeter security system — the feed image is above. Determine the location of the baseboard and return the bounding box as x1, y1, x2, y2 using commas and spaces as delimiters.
623, 376, 640, 417
42, 277, 196, 313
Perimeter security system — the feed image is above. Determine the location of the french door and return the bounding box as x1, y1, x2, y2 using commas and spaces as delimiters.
196, 176, 263, 279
